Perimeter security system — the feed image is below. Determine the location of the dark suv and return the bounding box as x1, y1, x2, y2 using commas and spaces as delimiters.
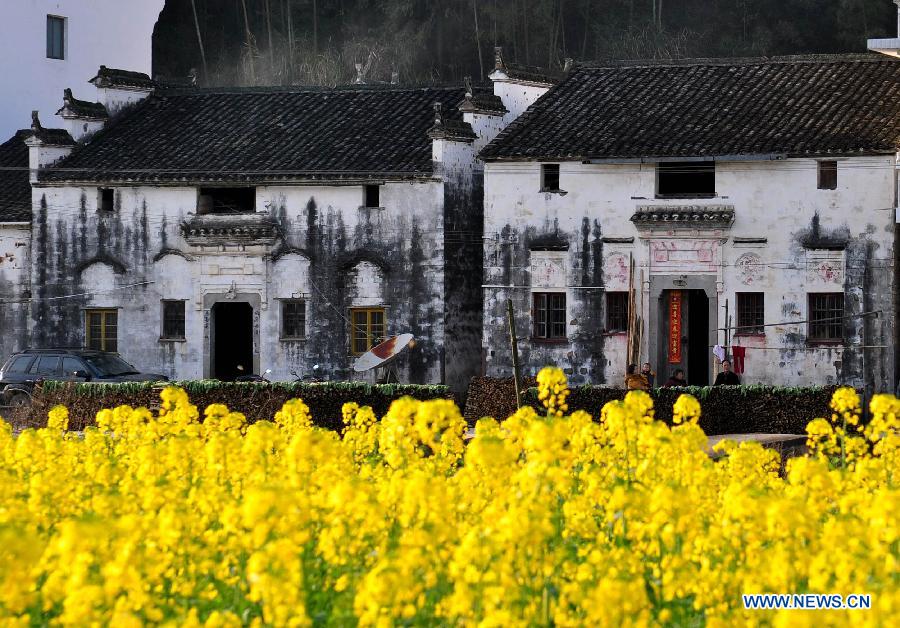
0, 349, 168, 408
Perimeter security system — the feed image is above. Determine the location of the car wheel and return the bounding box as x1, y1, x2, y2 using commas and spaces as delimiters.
7, 391, 31, 408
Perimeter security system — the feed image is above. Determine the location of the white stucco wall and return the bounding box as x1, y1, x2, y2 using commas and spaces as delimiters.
483, 156, 896, 390
0, 223, 31, 360
30, 178, 447, 383
0, 0, 163, 138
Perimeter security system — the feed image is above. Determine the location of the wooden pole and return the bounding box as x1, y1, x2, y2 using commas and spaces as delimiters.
507, 298, 523, 408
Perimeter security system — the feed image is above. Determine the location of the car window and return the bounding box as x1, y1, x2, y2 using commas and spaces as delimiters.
61, 357, 85, 376
5, 356, 34, 373
29, 356, 61, 376
82, 354, 139, 377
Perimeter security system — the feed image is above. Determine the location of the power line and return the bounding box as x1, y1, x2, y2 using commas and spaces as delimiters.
0, 281, 155, 305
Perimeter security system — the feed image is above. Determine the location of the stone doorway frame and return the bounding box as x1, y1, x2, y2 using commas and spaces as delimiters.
203, 292, 261, 379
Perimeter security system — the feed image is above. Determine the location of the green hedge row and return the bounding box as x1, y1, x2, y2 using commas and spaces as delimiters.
465, 377, 839, 435
29, 380, 452, 431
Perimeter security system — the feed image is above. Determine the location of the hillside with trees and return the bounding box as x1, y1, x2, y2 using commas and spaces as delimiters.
152, 0, 898, 86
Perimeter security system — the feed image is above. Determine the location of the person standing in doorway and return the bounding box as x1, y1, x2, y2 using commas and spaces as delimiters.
664, 369, 687, 387
641, 362, 656, 388
714, 359, 741, 386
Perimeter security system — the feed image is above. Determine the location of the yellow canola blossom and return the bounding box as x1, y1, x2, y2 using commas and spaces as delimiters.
0, 368, 896, 626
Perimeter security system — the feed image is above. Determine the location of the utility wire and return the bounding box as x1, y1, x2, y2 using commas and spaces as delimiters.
0, 281, 155, 305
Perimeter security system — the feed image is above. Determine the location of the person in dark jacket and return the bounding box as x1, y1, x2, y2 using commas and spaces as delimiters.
714, 359, 741, 386
664, 369, 687, 387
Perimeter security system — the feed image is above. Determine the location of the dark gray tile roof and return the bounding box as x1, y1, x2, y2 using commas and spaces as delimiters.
481, 54, 900, 160
42, 84, 474, 183
90, 65, 155, 90
56, 88, 108, 119
0, 131, 31, 222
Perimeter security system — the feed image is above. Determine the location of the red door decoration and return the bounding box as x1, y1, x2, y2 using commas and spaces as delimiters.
669, 291, 682, 364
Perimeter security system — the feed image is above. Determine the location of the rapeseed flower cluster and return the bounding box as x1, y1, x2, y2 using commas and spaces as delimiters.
0, 369, 897, 626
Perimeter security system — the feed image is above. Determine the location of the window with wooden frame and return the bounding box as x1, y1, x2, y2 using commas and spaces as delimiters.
46, 15, 65, 60
161, 300, 186, 340
605, 291, 629, 333
281, 300, 306, 340
85, 309, 118, 352
808, 293, 844, 343
541, 164, 560, 191
818, 160, 837, 190
533, 292, 566, 340
736, 292, 765, 335
350, 307, 386, 355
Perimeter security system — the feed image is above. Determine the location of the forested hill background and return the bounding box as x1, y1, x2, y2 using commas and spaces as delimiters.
152, 0, 898, 87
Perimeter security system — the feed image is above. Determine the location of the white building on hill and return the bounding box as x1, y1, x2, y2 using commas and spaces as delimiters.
0, 0, 163, 138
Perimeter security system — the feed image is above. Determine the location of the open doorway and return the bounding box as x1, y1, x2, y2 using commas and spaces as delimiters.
657, 288, 710, 386
686, 289, 709, 386
212, 302, 253, 380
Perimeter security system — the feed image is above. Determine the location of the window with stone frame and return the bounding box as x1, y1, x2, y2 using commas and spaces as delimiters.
605, 291, 629, 333
161, 300, 186, 340
350, 307, 386, 355
281, 300, 306, 340
736, 292, 765, 335
533, 292, 567, 340
85, 309, 118, 352
808, 293, 844, 343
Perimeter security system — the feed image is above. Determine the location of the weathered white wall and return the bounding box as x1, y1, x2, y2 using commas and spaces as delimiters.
0, 223, 31, 361
28, 178, 447, 383
0, 0, 163, 138
483, 156, 896, 390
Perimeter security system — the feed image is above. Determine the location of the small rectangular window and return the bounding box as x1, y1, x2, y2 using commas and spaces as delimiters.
47, 15, 65, 60
364, 185, 381, 208
197, 187, 255, 214
818, 160, 837, 190
605, 291, 629, 333
541, 164, 560, 191
657, 161, 715, 198
808, 293, 844, 343
161, 300, 186, 340
281, 300, 306, 339
99, 188, 115, 212
736, 292, 765, 335
350, 307, 386, 355
533, 292, 567, 340
86, 309, 118, 352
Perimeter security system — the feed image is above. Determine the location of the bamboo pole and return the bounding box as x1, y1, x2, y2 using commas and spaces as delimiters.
507, 298, 522, 408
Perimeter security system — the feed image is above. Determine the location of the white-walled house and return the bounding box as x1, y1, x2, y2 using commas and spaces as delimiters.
4, 55, 557, 394
0, 0, 163, 139
480, 54, 900, 394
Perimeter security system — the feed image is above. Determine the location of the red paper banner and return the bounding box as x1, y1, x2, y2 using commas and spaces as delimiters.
669, 291, 682, 364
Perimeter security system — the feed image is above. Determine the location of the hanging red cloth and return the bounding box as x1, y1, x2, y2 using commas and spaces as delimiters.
732, 345, 746, 374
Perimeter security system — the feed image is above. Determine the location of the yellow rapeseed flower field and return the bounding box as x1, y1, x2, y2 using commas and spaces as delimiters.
0, 368, 897, 626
